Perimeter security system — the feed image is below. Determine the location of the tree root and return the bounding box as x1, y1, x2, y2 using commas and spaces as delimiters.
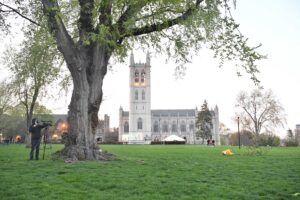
52, 145, 115, 162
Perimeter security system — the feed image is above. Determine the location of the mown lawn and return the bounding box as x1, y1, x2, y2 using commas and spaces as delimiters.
0, 144, 299, 200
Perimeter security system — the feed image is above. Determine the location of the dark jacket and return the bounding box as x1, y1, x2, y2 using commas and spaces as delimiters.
29, 124, 48, 140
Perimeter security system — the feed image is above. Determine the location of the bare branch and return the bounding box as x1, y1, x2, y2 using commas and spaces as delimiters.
0, 2, 40, 26
236, 89, 286, 136
242, 106, 256, 125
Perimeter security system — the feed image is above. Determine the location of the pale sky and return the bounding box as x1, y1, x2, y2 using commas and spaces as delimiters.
1, 1, 299, 138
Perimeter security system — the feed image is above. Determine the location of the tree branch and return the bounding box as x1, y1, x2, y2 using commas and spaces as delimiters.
41, 0, 78, 67
115, 2, 147, 43
29, 87, 40, 118
78, 0, 95, 41
0, 2, 40, 26
242, 106, 256, 126
118, 0, 204, 42
98, 0, 112, 26
257, 105, 269, 127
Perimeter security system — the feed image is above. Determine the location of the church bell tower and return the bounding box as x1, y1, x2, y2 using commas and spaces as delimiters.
128, 52, 152, 144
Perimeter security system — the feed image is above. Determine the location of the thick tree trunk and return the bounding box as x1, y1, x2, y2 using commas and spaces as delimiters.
41, 0, 115, 161
57, 45, 113, 161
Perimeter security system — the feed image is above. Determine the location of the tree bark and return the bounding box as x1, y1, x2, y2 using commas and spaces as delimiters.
57, 45, 113, 161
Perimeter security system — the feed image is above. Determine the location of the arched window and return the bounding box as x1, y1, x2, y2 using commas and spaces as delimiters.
124, 121, 129, 133
142, 90, 145, 100
171, 121, 177, 132
163, 121, 168, 133
189, 121, 194, 131
141, 70, 145, 83
153, 121, 159, 132
134, 70, 139, 83
135, 90, 138, 100
180, 121, 186, 132
137, 118, 143, 130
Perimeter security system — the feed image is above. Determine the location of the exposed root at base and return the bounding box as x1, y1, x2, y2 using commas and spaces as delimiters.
52, 145, 115, 162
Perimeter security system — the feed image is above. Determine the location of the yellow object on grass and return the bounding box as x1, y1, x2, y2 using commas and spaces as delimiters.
222, 149, 233, 155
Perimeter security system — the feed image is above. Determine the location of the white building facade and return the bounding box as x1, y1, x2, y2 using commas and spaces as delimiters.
119, 53, 220, 144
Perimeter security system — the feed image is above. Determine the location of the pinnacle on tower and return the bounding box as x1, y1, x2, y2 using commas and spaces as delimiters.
214, 105, 219, 114
130, 51, 134, 66
146, 51, 150, 66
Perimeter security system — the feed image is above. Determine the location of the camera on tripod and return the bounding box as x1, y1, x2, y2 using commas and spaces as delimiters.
39, 120, 53, 160
40, 120, 53, 127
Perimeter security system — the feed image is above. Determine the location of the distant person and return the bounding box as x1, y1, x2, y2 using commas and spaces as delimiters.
9, 136, 13, 144
28, 118, 49, 160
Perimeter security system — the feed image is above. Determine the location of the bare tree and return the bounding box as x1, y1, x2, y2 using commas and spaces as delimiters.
235, 89, 286, 138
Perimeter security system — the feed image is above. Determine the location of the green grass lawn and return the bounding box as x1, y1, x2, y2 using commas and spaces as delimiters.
0, 144, 299, 200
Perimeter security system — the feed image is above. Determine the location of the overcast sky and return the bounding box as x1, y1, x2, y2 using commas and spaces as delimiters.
1, 1, 299, 138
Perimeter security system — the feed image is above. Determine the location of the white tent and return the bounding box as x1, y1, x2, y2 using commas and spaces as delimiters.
163, 135, 185, 142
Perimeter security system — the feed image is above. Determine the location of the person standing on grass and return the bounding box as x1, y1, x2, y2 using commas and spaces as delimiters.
29, 118, 48, 160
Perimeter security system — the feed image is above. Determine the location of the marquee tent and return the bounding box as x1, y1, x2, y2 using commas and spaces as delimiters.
163, 135, 185, 142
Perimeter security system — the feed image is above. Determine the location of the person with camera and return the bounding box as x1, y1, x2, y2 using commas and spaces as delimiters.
29, 118, 50, 160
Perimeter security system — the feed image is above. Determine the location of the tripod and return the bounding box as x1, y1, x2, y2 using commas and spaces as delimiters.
42, 127, 52, 160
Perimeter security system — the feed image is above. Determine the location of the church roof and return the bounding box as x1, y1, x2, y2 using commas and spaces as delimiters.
151, 109, 196, 117
121, 109, 216, 118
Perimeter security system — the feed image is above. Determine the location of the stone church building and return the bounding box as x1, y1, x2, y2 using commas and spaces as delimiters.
118, 53, 220, 144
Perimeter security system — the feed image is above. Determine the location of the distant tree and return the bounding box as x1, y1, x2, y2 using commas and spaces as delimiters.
284, 129, 299, 147
4, 23, 62, 146
0, 80, 14, 138
0, 80, 13, 118
287, 129, 294, 139
229, 130, 255, 146
219, 122, 231, 135
104, 128, 119, 144
235, 89, 286, 142
196, 100, 212, 144
1, 103, 27, 140
219, 122, 231, 145
257, 133, 280, 147
1, 103, 52, 140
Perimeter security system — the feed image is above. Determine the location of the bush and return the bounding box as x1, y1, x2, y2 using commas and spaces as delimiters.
257, 133, 280, 146
284, 140, 299, 147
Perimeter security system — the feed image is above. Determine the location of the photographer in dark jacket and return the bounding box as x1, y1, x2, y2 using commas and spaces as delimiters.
29, 118, 49, 160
